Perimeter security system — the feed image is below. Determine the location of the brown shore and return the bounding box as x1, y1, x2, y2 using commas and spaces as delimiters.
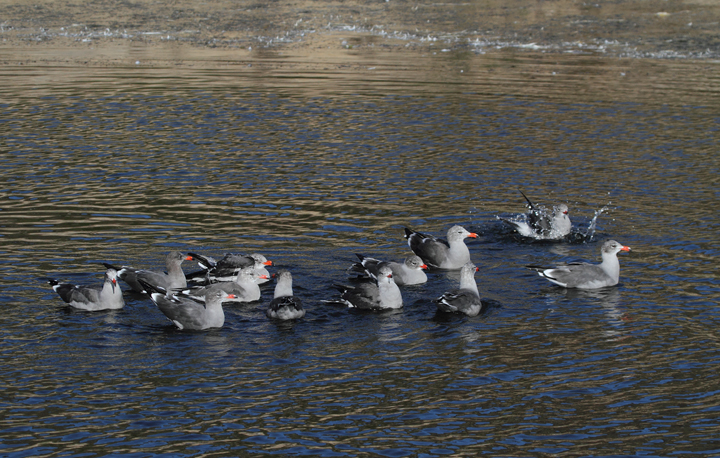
1, 0, 720, 67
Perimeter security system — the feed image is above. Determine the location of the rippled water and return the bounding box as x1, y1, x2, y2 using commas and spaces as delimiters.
1, 53, 719, 457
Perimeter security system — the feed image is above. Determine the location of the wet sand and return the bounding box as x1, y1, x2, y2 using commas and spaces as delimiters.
1, 0, 719, 66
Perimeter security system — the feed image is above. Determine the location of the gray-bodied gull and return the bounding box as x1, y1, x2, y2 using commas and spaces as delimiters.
331, 266, 403, 310
527, 240, 631, 289
187, 252, 272, 284
49, 267, 125, 311
266, 269, 305, 320
500, 190, 571, 240
104, 251, 193, 293
435, 262, 485, 317
140, 280, 235, 330
404, 225, 478, 270
349, 253, 428, 286
176, 266, 266, 303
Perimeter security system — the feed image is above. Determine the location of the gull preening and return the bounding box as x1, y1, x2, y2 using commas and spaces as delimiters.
49, 267, 125, 311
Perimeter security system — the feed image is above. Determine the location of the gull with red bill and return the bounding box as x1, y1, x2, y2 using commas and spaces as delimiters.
435, 262, 485, 317
48, 267, 125, 311
404, 225, 478, 270
186, 252, 273, 284
349, 253, 428, 286
329, 266, 403, 310
527, 240, 631, 289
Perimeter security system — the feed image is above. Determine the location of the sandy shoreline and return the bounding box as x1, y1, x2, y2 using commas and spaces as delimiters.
1, 0, 720, 66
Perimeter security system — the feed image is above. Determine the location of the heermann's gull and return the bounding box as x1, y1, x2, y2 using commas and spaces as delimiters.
186, 252, 272, 284
331, 266, 403, 310
176, 266, 266, 303
104, 251, 192, 293
404, 225, 478, 270
500, 190, 571, 240
266, 269, 305, 320
140, 280, 235, 330
527, 239, 631, 289
49, 268, 125, 311
349, 254, 428, 286
435, 262, 485, 317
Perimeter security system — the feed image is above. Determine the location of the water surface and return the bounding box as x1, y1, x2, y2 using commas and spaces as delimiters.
1, 52, 719, 457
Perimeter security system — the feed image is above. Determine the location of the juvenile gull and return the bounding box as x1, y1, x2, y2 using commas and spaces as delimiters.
266, 269, 305, 320
404, 225, 478, 270
349, 254, 428, 286
49, 268, 125, 311
435, 262, 485, 317
527, 240, 631, 289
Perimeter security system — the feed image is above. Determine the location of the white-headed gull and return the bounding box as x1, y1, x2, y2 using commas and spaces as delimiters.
349, 254, 428, 285
105, 251, 192, 293
49, 268, 125, 311
404, 225, 478, 270
500, 190, 571, 240
527, 240, 631, 289
140, 280, 236, 330
266, 269, 305, 320
331, 266, 403, 310
187, 252, 272, 284
435, 262, 485, 316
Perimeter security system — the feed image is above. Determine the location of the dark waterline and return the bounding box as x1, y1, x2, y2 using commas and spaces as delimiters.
1, 54, 719, 457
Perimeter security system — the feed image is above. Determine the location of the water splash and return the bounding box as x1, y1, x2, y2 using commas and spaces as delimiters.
496, 204, 610, 244
567, 205, 609, 243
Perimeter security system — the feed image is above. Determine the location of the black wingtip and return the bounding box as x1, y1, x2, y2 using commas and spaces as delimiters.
137, 278, 163, 295
518, 189, 535, 209
102, 262, 121, 270
404, 227, 414, 238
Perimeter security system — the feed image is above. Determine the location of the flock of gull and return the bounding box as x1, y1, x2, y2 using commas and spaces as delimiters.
48, 192, 631, 330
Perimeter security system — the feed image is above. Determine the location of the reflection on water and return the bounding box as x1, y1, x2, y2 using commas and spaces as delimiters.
1, 53, 719, 456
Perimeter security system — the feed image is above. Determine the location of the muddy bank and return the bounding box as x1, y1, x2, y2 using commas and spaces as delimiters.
1, 0, 720, 65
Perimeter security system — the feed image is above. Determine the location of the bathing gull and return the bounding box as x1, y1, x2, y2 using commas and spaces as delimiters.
500, 190, 571, 240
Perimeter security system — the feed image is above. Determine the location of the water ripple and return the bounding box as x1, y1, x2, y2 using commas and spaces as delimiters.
0, 58, 719, 456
